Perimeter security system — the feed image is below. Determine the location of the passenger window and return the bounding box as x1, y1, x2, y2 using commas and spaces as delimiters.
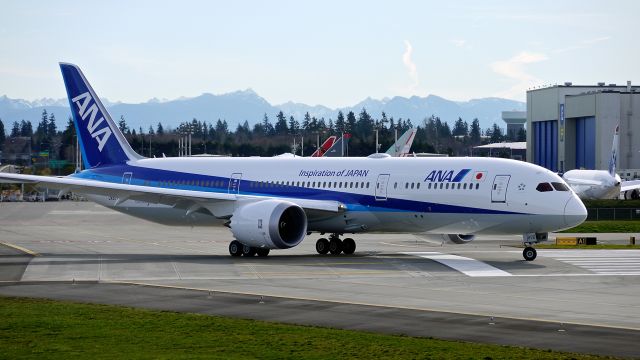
411, 183, 415, 189
440, 183, 444, 189
405, 183, 409, 189
394, 182, 397, 189
445, 183, 449, 189
428, 183, 432, 189
366, 182, 370, 188
355, 182, 359, 188
551, 182, 569, 191
416, 183, 420, 189
536, 182, 554, 192
475, 183, 479, 190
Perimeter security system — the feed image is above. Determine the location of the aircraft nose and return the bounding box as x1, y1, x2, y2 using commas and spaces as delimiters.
564, 195, 588, 228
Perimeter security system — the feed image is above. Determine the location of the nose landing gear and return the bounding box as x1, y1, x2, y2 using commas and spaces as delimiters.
523, 247, 537, 261
315, 234, 356, 255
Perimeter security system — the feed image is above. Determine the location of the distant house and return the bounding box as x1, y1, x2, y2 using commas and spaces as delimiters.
1, 137, 32, 165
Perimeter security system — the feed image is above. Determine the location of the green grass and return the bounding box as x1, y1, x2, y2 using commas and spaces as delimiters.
537, 244, 640, 249
559, 220, 640, 233
583, 199, 640, 208
0, 297, 614, 360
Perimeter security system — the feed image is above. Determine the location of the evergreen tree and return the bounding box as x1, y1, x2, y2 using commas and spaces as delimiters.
37, 109, 49, 138
118, 115, 129, 133
335, 111, 346, 133
346, 111, 356, 133
274, 111, 288, 135
11, 121, 20, 137
261, 113, 274, 135
490, 123, 504, 143
48, 113, 57, 136
148, 125, 155, 135
0, 118, 5, 150
470, 118, 481, 144
20, 120, 33, 137
288, 115, 299, 134
452, 117, 468, 136
156, 122, 164, 135
302, 112, 311, 133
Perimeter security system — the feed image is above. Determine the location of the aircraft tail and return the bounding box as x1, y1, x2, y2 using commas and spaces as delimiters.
386, 128, 417, 157
608, 124, 619, 176
310, 135, 337, 157
60, 63, 143, 168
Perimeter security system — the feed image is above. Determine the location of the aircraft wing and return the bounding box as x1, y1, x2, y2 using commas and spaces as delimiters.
621, 179, 640, 192
0, 173, 343, 216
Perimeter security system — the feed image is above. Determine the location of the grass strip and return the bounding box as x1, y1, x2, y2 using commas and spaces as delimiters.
559, 221, 640, 233
0, 296, 614, 359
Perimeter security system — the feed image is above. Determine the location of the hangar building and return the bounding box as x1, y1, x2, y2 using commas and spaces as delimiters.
526, 82, 640, 179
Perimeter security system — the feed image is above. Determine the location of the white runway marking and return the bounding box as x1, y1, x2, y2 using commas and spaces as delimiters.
402, 252, 512, 277
49, 210, 120, 215
539, 250, 640, 275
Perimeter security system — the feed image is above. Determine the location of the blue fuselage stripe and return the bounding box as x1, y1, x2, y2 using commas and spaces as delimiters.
73, 164, 525, 215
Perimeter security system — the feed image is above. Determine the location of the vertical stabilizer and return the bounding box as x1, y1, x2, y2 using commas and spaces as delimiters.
386, 128, 417, 157
59, 63, 142, 168
608, 124, 619, 176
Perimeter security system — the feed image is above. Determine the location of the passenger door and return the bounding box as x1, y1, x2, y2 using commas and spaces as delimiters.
228, 173, 242, 194
491, 175, 510, 203
122, 172, 132, 184
375, 174, 390, 201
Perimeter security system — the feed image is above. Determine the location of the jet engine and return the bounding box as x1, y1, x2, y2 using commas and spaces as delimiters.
444, 234, 476, 244
230, 200, 307, 249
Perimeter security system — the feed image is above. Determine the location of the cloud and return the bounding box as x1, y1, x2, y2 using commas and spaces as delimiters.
491, 51, 548, 99
553, 36, 611, 53
451, 39, 467, 48
402, 40, 419, 90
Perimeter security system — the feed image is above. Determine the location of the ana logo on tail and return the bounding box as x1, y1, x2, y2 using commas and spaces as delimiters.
71, 92, 113, 152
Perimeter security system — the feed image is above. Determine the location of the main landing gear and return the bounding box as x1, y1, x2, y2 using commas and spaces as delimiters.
315, 234, 356, 255
229, 240, 270, 257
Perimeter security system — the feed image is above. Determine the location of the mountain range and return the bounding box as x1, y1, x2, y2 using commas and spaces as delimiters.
0, 91, 524, 133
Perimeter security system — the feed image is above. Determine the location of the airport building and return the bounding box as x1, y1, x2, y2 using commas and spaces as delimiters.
526, 82, 640, 178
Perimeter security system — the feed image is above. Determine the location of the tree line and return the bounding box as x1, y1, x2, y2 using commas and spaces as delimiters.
0, 108, 525, 175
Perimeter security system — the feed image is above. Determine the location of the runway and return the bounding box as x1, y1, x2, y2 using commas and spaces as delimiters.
1, 201, 639, 357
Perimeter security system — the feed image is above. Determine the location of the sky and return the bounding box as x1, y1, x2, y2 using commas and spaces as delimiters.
1, 0, 639, 108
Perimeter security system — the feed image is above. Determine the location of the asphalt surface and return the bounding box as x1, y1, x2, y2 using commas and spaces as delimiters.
1, 201, 639, 357
1, 282, 639, 358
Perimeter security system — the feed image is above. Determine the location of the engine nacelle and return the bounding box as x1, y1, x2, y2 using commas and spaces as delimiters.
230, 200, 307, 249
444, 234, 476, 244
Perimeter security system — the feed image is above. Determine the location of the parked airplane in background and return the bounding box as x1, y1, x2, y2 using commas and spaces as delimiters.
386, 128, 417, 157
562, 125, 640, 200
323, 133, 351, 157
0, 63, 588, 261
309, 136, 337, 157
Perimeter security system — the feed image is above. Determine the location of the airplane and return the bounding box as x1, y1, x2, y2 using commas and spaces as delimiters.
0, 63, 588, 261
323, 133, 351, 157
562, 124, 640, 200
321, 128, 416, 158
309, 136, 337, 157
385, 128, 417, 157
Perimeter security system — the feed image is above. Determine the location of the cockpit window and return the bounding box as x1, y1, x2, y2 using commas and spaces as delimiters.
551, 182, 570, 191
536, 182, 553, 192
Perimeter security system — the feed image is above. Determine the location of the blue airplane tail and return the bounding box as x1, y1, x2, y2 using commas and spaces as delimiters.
60, 63, 142, 168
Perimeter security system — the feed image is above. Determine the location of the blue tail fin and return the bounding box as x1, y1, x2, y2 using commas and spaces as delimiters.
60, 63, 142, 168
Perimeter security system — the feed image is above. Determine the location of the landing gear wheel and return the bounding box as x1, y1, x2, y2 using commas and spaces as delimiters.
316, 238, 330, 254
342, 238, 356, 255
229, 240, 242, 257
329, 238, 343, 255
523, 247, 537, 261
242, 244, 257, 257
256, 248, 270, 257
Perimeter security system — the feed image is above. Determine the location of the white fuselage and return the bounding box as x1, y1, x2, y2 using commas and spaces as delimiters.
563, 170, 622, 200
76, 156, 587, 236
